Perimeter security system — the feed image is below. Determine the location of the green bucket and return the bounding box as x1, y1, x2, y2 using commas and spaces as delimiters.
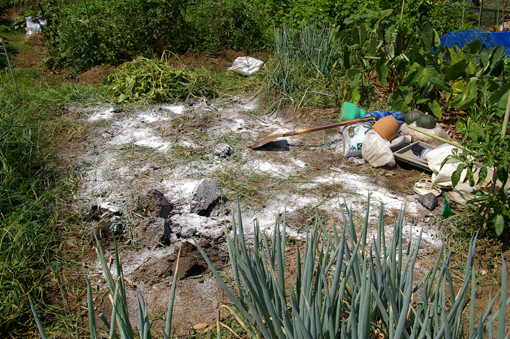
340, 102, 366, 121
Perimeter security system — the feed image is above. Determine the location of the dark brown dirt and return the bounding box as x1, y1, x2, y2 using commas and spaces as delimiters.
78, 65, 119, 85
166, 49, 271, 74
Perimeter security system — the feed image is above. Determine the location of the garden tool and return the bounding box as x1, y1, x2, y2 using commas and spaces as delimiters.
250, 116, 376, 149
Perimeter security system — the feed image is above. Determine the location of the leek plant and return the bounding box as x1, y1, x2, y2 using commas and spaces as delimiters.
272, 21, 342, 99
196, 196, 510, 338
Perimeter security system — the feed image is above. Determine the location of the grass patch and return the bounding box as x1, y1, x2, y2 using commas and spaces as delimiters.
0, 67, 107, 336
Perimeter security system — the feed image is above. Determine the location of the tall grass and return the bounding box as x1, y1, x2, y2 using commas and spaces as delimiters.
196, 196, 510, 338
0, 67, 106, 335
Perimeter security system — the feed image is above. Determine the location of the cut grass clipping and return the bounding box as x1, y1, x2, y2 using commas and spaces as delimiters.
105, 57, 219, 104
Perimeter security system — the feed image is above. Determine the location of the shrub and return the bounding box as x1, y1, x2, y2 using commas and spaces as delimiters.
185, 0, 268, 54
0, 0, 9, 18
46, 0, 188, 73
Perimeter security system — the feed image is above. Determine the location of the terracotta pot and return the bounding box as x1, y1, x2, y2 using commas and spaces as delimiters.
372, 115, 400, 141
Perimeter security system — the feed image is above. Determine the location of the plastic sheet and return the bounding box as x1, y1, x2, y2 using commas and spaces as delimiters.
364, 110, 406, 124
440, 29, 510, 56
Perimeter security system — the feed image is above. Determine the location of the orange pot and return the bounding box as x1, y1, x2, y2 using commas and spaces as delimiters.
372, 115, 401, 141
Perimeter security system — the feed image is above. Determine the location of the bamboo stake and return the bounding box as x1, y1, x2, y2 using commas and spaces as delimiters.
408, 125, 473, 153
479, 0, 484, 29
1, 38, 20, 99
502, 0, 506, 31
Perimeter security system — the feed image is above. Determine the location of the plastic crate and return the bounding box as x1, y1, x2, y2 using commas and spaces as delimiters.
393, 141, 435, 172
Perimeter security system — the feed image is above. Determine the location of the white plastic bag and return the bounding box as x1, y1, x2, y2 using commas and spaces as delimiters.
342, 123, 371, 157
228, 57, 264, 76
25, 16, 47, 38
362, 129, 396, 167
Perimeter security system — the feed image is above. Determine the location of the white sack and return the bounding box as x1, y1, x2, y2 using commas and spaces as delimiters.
362, 129, 396, 167
342, 123, 371, 157
426, 145, 510, 205
25, 16, 47, 38
400, 122, 451, 146
228, 56, 264, 76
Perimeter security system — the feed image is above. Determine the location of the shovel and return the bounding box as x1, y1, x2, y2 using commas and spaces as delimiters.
250, 116, 376, 149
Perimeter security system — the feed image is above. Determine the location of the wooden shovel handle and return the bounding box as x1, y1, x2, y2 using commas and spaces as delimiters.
281, 116, 376, 137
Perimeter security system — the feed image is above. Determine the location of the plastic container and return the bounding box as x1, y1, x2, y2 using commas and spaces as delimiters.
393, 141, 435, 172
412, 143, 431, 159
372, 115, 401, 141
340, 102, 365, 121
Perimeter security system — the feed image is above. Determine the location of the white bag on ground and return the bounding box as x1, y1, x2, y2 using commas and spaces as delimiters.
362, 129, 396, 167
228, 57, 264, 76
426, 144, 510, 205
400, 122, 451, 146
25, 16, 47, 37
342, 123, 371, 157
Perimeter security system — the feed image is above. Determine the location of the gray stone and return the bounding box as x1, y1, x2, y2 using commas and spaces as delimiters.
138, 189, 173, 219
214, 143, 233, 158
92, 197, 122, 215
169, 213, 221, 239
190, 179, 222, 216
136, 217, 171, 247
109, 215, 125, 235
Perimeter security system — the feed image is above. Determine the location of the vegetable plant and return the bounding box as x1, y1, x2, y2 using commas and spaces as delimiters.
195, 196, 510, 338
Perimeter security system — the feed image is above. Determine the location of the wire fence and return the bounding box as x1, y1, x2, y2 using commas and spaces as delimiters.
459, 0, 509, 31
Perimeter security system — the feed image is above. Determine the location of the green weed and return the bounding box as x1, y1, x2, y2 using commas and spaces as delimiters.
0, 68, 106, 336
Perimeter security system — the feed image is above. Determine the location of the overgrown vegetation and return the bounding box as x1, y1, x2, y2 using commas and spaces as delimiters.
5, 0, 474, 73
0, 65, 106, 335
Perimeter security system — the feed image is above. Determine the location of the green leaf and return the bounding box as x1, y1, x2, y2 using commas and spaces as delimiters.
465, 166, 475, 187
494, 214, 505, 236
417, 15, 435, 51
29, 299, 48, 339
497, 167, 508, 187
446, 60, 468, 81
428, 99, 442, 119
388, 89, 412, 112
430, 77, 452, 92
375, 59, 389, 87
350, 88, 361, 104
452, 163, 464, 188
369, 33, 378, 56
456, 81, 478, 111
476, 166, 488, 185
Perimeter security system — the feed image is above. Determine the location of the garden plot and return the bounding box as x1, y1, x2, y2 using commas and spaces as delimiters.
64, 96, 442, 335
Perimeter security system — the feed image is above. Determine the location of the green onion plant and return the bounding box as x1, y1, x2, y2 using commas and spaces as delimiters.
196, 196, 510, 338
31, 234, 181, 339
